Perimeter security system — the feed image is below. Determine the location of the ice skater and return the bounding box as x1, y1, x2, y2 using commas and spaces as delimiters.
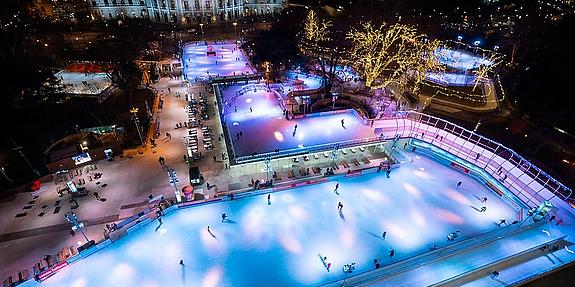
221, 213, 227, 222
481, 197, 488, 203
326, 262, 331, 272
267, 194, 271, 205
457, 181, 462, 189
337, 202, 343, 211
389, 250, 395, 257
490, 270, 500, 279
382, 231, 387, 240
334, 183, 339, 194
341, 119, 345, 128
179, 260, 185, 266
480, 206, 487, 212
250, 107, 253, 112
498, 219, 507, 226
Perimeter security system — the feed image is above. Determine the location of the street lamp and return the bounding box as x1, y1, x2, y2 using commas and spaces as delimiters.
331, 93, 339, 109
167, 166, 182, 202
233, 22, 238, 43
65, 211, 89, 242
199, 23, 204, 42
129, 107, 146, 147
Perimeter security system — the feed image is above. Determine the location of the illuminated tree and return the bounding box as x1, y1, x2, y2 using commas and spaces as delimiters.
472, 54, 498, 91
303, 10, 332, 47
299, 10, 342, 98
409, 39, 444, 93
347, 22, 422, 90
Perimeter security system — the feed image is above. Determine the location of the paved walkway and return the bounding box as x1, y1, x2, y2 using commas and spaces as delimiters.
0, 76, 388, 282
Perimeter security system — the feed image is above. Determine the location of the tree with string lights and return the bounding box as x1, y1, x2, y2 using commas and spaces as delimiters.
347, 22, 442, 109
299, 9, 344, 98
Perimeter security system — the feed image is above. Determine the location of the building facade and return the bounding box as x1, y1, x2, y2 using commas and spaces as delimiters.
88, 0, 287, 24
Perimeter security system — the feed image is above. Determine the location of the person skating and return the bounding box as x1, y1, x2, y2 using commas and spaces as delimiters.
389, 250, 395, 258
490, 270, 500, 279
93, 192, 100, 201
480, 206, 487, 212
498, 219, 507, 226
267, 194, 271, 204
382, 231, 387, 240
481, 197, 488, 203
334, 183, 339, 194
341, 119, 345, 128
221, 213, 227, 222
179, 260, 185, 266
457, 181, 462, 189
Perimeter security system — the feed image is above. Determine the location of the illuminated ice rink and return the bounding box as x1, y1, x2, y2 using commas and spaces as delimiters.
434, 48, 494, 71
220, 84, 374, 157
284, 71, 324, 91
55, 71, 112, 95
425, 72, 478, 87
36, 153, 518, 287
182, 42, 255, 81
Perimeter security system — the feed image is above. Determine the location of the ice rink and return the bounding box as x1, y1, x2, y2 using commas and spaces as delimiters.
55, 71, 112, 95
425, 72, 478, 87
284, 71, 324, 91
182, 42, 255, 81
434, 48, 494, 71
220, 84, 374, 157
35, 153, 519, 287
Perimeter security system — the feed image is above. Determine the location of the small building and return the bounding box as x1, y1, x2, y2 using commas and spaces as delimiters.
44, 131, 122, 173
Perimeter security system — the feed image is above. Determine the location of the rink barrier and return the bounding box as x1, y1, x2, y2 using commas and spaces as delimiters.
319, 219, 546, 287
427, 236, 567, 287
409, 139, 527, 210
126, 218, 153, 234
366, 112, 572, 216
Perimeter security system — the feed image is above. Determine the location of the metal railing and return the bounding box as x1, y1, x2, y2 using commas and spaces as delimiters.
369, 111, 573, 210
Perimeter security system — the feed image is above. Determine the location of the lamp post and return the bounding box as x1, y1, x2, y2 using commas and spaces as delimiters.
331, 93, 339, 109
233, 22, 238, 43
65, 211, 89, 242
199, 23, 204, 42
0, 165, 14, 185
167, 166, 182, 202
130, 107, 146, 147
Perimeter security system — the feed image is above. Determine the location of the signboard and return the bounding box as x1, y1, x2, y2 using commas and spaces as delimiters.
72, 153, 92, 165
450, 161, 470, 173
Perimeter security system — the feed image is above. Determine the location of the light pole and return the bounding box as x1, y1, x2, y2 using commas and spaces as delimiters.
65, 211, 89, 242
130, 107, 146, 147
0, 165, 14, 185
199, 23, 204, 42
263, 156, 272, 181
330, 144, 339, 166
233, 22, 238, 43
332, 93, 339, 109
167, 166, 182, 202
